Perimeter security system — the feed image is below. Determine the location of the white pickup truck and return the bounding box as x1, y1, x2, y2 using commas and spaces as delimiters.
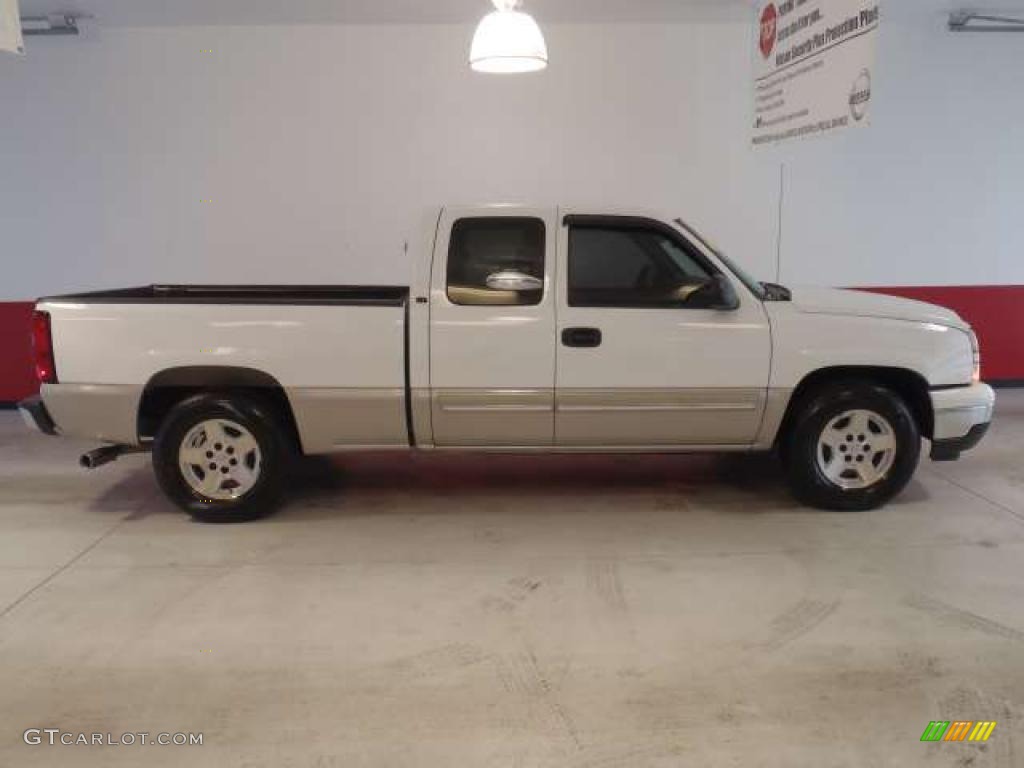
20, 206, 994, 521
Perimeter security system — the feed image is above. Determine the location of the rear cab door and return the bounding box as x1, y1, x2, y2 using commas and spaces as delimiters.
428, 206, 558, 447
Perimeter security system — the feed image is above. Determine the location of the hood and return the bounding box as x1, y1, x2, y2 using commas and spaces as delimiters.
788, 287, 967, 330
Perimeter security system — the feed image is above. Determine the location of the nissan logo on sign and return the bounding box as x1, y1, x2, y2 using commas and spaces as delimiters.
760, 3, 778, 59
849, 69, 872, 121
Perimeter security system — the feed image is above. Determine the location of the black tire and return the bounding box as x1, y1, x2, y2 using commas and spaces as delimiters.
153, 393, 289, 522
782, 381, 921, 511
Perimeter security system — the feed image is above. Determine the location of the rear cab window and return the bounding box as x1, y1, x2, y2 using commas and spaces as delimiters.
447, 217, 546, 306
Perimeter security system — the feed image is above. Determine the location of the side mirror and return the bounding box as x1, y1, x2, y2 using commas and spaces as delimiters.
700, 274, 740, 311
486, 270, 543, 292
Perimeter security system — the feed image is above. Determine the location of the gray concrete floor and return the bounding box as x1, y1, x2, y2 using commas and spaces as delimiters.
1, 394, 1023, 768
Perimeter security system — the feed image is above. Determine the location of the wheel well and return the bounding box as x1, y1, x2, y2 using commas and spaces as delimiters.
776, 366, 934, 446
138, 367, 303, 452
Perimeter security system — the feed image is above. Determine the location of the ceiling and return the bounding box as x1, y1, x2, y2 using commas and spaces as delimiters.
17, 0, 751, 26
17, 0, 1024, 26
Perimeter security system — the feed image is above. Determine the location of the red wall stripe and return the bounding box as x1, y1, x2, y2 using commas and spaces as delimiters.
1, 287, 1021, 402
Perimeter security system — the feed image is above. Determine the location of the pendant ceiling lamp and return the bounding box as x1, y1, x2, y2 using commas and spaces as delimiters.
470, 0, 548, 74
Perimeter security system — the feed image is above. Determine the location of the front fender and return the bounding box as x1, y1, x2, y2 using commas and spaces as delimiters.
766, 304, 973, 389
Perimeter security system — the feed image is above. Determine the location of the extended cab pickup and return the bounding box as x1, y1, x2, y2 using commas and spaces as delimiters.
20, 206, 995, 521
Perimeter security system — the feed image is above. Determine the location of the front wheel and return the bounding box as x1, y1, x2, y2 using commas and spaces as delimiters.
783, 381, 921, 511
153, 393, 289, 522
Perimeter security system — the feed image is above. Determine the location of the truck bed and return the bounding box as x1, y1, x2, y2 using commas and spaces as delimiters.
38, 285, 412, 451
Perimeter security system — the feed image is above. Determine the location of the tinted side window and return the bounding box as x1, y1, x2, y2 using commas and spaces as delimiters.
447, 218, 545, 306
568, 226, 713, 308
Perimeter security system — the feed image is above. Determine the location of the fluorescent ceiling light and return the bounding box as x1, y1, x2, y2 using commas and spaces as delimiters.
20, 14, 80, 36
949, 11, 1024, 31
470, 0, 548, 74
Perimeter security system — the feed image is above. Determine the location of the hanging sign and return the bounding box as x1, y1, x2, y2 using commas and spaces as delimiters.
753, 0, 879, 146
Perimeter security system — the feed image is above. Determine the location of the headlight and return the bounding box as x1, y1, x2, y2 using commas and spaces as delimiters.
969, 329, 981, 383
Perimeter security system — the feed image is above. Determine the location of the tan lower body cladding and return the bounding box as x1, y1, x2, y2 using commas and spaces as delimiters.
429, 388, 772, 448
40, 384, 791, 453
555, 388, 767, 446
289, 388, 408, 452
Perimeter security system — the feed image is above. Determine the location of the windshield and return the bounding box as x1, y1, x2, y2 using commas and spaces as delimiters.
674, 218, 766, 300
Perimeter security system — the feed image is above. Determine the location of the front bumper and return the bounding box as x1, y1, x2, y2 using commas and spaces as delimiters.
18, 395, 59, 436
929, 382, 995, 461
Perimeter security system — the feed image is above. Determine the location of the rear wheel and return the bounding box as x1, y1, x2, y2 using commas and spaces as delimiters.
153, 393, 288, 522
783, 381, 920, 511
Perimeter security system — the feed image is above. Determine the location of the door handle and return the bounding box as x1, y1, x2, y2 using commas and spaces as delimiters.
561, 327, 602, 348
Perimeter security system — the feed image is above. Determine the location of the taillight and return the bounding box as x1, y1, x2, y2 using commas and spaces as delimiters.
31, 310, 58, 384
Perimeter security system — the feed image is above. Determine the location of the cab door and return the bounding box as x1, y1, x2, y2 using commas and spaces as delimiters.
429, 207, 558, 446
554, 214, 771, 447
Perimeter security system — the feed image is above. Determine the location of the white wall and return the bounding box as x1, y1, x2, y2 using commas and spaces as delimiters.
0, 19, 778, 299
775, 8, 1024, 287
1, 8, 1021, 300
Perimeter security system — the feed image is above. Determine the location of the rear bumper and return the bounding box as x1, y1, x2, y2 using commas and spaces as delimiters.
18, 395, 59, 436
929, 382, 995, 461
